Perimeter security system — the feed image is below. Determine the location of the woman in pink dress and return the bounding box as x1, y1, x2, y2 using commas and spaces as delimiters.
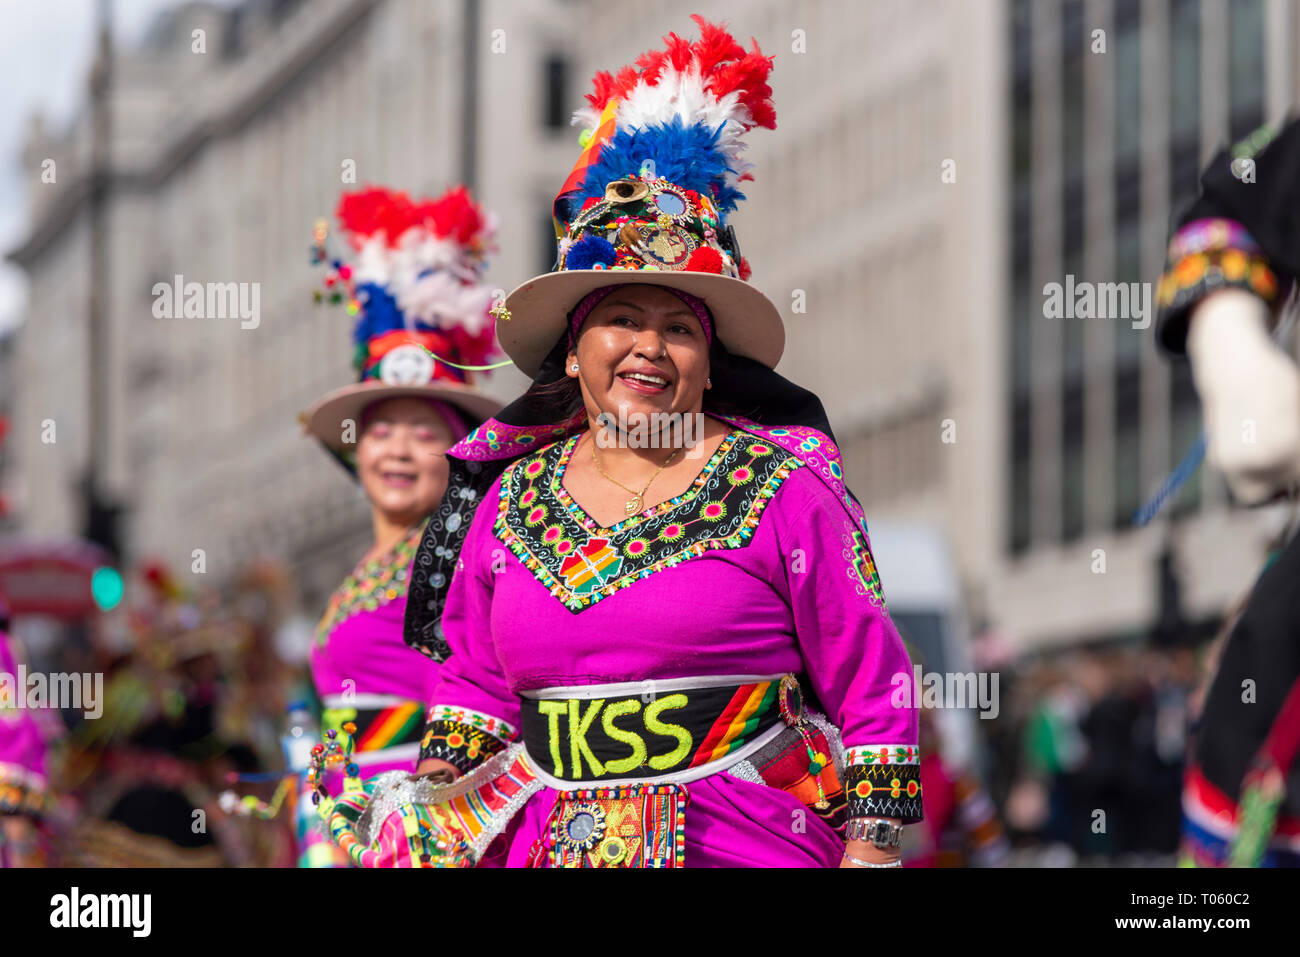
0, 599, 50, 867
294, 184, 502, 866
397, 18, 923, 868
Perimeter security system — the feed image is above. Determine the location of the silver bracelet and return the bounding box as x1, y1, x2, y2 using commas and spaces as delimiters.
844, 816, 904, 847
843, 852, 902, 868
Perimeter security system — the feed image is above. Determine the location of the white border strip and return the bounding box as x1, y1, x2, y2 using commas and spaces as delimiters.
321, 693, 415, 710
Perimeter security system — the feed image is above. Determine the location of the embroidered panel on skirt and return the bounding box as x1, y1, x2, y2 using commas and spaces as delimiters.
546, 783, 687, 868
494, 430, 800, 612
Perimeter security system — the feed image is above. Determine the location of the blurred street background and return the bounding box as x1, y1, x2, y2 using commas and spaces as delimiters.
1, 0, 1297, 865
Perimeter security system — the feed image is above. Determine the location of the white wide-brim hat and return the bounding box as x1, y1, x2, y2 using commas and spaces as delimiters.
303, 380, 502, 454
496, 269, 785, 380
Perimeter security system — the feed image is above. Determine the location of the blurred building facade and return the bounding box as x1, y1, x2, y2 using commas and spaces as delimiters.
995, 0, 1298, 649
6, 0, 1297, 645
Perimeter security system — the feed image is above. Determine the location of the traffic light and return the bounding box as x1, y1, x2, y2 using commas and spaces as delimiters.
91, 565, 124, 611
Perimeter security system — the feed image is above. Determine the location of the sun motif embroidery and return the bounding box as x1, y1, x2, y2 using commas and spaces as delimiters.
842, 526, 887, 608
559, 537, 624, 593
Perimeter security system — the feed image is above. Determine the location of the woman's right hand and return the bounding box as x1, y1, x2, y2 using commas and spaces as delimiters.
416, 758, 461, 780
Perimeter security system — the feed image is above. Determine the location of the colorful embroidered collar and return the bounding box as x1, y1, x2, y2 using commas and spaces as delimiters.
495, 430, 799, 612
316, 520, 428, 645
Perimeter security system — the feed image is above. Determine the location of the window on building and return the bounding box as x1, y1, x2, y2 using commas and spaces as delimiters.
1169, 0, 1200, 143
1115, 0, 1141, 161
1061, 1, 1086, 542
1168, 0, 1204, 518
543, 55, 570, 132
1113, 181, 1142, 529
1228, 0, 1265, 140
1008, 0, 1034, 556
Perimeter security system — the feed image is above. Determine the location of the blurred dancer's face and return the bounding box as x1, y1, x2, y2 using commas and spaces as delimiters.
356, 397, 453, 526
567, 285, 710, 427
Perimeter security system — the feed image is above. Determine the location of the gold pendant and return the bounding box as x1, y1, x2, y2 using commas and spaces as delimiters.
625, 496, 642, 515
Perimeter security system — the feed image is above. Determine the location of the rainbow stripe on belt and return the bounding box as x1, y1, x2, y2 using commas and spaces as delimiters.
322, 699, 425, 753
519, 675, 785, 786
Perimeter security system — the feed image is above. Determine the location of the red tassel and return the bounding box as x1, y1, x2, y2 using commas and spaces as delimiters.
684, 247, 724, 274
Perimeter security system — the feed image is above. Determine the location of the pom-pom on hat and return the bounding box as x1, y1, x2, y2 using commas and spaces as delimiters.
492, 15, 784, 378
302, 184, 503, 467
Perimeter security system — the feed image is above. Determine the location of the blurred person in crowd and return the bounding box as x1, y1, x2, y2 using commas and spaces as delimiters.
0, 596, 52, 866
294, 184, 503, 866
1153, 116, 1300, 867
394, 18, 920, 869
56, 563, 264, 866
899, 650, 1008, 868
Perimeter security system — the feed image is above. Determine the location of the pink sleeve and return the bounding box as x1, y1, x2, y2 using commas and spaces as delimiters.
0, 631, 50, 816
773, 468, 923, 823
418, 474, 519, 772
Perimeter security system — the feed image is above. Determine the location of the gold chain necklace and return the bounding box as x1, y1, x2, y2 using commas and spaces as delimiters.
588, 436, 681, 516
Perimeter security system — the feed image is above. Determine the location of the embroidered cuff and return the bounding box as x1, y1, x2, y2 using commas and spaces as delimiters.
1156, 218, 1282, 354
0, 762, 49, 818
419, 705, 518, 772
843, 744, 923, 824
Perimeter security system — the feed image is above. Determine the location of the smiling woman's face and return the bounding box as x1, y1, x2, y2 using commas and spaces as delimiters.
355, 397, 454, 525
566, 285, 710, 425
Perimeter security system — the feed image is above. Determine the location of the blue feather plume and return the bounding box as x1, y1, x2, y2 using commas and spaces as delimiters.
569, 117, 745, 223
351, 282, 404, 344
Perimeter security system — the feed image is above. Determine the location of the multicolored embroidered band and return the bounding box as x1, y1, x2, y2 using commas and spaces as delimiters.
843, 744, 923, 823
520, 677, 782, 785
1155, 217, 1281, 347
420, 720, 512, 773
419, 703, 520, 771
545, 782, 688, 868
324, 747, 543, 867
0, 762, 49, 818
1179, 763, 1300, 867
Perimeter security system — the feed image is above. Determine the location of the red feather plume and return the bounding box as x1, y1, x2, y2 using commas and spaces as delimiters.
582, 15, 775, 131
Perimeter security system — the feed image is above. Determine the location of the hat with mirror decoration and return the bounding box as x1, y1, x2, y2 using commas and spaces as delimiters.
301, 185, 504, 472
491, 15, 783, 378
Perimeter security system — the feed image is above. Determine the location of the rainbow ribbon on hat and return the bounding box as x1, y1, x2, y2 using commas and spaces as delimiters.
553, 98, 620, 239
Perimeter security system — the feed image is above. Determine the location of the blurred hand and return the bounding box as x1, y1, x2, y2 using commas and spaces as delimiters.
1187, 289, 1300, 503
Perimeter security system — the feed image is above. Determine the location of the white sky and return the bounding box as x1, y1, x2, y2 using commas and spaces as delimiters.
0, 0, 232, 335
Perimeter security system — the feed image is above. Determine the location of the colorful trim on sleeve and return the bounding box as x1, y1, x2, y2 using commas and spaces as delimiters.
419, 706, 519, 772
0, 761, 50, 818
1155, 218, 1281, 353
843, 744, 923, 824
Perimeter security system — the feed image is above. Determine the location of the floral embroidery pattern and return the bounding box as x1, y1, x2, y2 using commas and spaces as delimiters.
841, 525, 887, 608
419, 720, 509, 772
495, 431, 800, 612
425, 704, 518, 742
316, 521, 427, 646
